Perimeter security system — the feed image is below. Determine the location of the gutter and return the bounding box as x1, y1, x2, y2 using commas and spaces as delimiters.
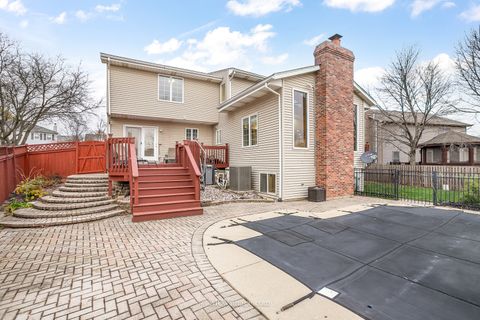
265, 84, 283, 201
107, 57, 111, 134
218, 83, 270, 112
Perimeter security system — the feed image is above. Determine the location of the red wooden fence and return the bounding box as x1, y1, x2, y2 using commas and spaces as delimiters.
0, 141, 106, 203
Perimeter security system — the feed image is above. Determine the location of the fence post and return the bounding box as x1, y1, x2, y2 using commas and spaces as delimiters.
432, 171, 438, 206
394, 169, 399, 200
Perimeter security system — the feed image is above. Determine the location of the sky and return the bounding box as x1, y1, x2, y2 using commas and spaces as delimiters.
0, 0, 480, 133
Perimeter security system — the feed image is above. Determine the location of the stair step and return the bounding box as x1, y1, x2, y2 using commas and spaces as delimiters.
134, 192, 196, 204
52, 190, 107, 198
34, 199, 115, 210
67, 174, 108, 181
138, 174, 191, 182
40, 195, 110, 204
65, 179, 108, 185
64, 182, 108, 188
138, 179, 194, 187
132, 207, 203, 222
58, 186, 108, 192
137, 186, 195, 195
0, 210, 124, 228
138, 167, 188, 174
133, 200, 201, 213
13, 204, 119, 219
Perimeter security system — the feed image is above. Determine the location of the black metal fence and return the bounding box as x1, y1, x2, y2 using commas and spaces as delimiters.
354, 168, 480, 210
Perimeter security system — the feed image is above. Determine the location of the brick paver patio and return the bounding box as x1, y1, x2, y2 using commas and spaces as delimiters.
0, 198, 374, 320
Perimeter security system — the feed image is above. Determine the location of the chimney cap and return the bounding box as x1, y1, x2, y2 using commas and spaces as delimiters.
328, 34, 343, 41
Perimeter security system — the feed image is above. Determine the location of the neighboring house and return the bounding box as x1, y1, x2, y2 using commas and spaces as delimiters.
101, 34, 376, 200
25, 125, 58, 145
365, 109, 471, 164
419, 130, 480, 165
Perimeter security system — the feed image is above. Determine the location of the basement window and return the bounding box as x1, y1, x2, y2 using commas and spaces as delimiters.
260, 173, 276, 194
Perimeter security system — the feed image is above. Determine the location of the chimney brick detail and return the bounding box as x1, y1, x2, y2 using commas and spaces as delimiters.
314, 39, 355, 198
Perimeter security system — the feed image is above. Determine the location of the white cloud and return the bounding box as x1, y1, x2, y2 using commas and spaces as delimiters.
75, 10, 91, 21
95, 3, 121, 13
411, 0, 454, 17
261, 53, 288, 65
355, 66, 385, 91
161, 24, 277, 72
144, 38, 183, 55
19, 19, 28, 28
0, 0, 26, 15
51, 12, 67, 24
323, 0, 394, 12
226, 0, 301, 17
460, 5, 480, 22
431, 53, 455, 75
303, 34, 325, 46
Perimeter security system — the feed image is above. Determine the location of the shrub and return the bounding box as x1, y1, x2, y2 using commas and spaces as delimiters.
5, 200, 32, 215
463, 179, 480, 205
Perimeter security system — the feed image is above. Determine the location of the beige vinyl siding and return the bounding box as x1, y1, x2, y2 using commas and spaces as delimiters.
231, 78, 258, 97
282, 73, 316, 200
110, 65, 220, 124
110, 117, 214, 161
354, 94, 366, 168
218, 94, 279, 194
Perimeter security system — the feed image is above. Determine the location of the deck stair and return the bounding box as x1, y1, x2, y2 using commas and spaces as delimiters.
0, 174, 124, 228
131, 166, 203, 222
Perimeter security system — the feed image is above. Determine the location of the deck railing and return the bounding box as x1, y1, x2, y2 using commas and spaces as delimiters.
204, 144, 229, 169
176, 142, 201, 201
107, 137, 139, 208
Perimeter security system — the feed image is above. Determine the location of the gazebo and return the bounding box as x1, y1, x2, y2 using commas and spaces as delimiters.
419, 130, 480, 166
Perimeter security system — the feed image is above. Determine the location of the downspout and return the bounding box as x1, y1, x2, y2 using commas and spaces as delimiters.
265, 83, 283, 201
228, 69, 236, 99
106, 57, 111, 134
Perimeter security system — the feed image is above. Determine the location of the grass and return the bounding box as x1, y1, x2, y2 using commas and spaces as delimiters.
362, 182, 465, 203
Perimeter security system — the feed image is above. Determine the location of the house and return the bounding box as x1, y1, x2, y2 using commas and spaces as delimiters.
419, 130, 480, 165
26, 125, 58, 145
101, 34, 376, 201
365, 109, 471, 164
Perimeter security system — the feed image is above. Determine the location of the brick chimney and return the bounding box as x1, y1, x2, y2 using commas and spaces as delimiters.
314, 34, 355, 198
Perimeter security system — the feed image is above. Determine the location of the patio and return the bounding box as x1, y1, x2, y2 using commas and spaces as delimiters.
0, 197, 376, 320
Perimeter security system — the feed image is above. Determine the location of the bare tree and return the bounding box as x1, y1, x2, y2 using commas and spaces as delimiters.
65, 116, 87, 142
456, 26, 480, 112
375, 46, 455, 165
0, 32, 100, 145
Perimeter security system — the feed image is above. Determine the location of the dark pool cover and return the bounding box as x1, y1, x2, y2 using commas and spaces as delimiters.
235, 206, 480, 320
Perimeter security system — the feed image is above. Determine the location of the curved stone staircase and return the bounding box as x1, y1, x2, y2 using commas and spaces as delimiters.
0, 174, 124, 228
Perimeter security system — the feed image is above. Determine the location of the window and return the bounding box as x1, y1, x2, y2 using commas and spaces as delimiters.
475, 147, 480, 162
426, 148, 442, 163
158, 75, 184, 102
449, 147, 469, 163
185, 128, 198, 140
220, 83, 226, 102
34, 133, 40, 140
215, 129, 222, 144
353, 104, 358, 151
392, 151, 400, 163
293, 90, 308, 148
260, 173, 276, 194
242, 114, 258, 147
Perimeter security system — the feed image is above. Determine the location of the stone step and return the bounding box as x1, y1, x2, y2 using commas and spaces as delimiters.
40, 195, 110, 204
58, 186, 108, 193
65, 179, 109, 185
51, 190, 107, 198
34, 199, 115, 211
13, 204, 119, 219
0, 209, 124, 228
67, 174, 108, 180
64, 182, 108, 188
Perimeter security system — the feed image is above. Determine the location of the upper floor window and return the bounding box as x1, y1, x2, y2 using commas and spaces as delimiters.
242, 114, 258, 147
293, 90, 308, 148
392, 151, 400, 163
354, 104, 358, 151
220, 83, 226, 102
185, 128, 198, 140
158, 75, 184, 103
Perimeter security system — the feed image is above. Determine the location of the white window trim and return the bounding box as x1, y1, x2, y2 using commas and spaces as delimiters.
291, 88, 310, 149
185, 128, 199, 140
158, 75, 184, 103
215, 129, 222, 145
241, 113, 258, 148
259, 172, 276, 195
